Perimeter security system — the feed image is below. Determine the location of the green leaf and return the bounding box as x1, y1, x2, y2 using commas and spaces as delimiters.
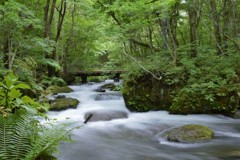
13, 83, 30, 90
8, 89, 22, 99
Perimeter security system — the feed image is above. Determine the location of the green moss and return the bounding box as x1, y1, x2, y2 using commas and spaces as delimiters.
45, 85, 73, 95
50, 98, 79, 111
164, 124, 214, 143
101, 83, 116, 90
123, 73, 173, 112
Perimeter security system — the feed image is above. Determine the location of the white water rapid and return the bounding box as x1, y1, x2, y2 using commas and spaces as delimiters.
47, 80, 240, 160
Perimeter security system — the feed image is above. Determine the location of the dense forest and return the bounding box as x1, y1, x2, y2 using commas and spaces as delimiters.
0, 0, 240, 159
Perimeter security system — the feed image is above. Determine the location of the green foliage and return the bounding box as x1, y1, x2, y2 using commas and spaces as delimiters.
0, 72, 71, 160
0, 111, 70, 160
14, 57, 43, 91
169, 53, 240, 114
123, 50, 240, 114
40, 76, 66, 87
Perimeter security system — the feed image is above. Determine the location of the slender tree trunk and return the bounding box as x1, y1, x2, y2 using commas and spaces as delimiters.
50, 0, 67, 76
64, 0, 76, 77
187, 0, 202, 58
222, 0, 229, 51
210, 0, 222, 55
159, 18, 169, 50
44, 0, 57, 77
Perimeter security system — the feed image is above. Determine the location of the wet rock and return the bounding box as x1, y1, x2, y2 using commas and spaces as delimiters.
84, 109, 128, 122
55, 95, 66, 99
94, 93, 122, 101
50, 98, 79, 111
45, 85, 73, 95
163, 124, 214, 143
100, 83, 116, 90
95, 88, 106, 92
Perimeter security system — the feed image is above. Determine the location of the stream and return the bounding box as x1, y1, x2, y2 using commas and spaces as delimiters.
47, 80, 240, 160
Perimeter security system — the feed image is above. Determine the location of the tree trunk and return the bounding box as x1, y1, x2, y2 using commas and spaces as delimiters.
44, 0, 57, 77
49, 0, 67, 76
64, 0, 76, 77
187, 0, 202, 58
222, 0, 229, 51
210, 0, 222, 55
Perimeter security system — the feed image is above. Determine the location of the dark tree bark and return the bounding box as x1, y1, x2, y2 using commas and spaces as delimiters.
210, 0, 222, 55
44, 0, 57, 77
187, 0, 202, 57
64, 0, 76, 77
222, 0, 230, 51
44, 0, 67, 77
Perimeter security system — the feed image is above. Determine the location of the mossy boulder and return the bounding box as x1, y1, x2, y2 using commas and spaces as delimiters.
123, 71, 239, 114
45, 85, 73, 95
123, 73, 174, 112
163, 124, 214, 143
50, 98, 79, 111
100, 83, 116, 90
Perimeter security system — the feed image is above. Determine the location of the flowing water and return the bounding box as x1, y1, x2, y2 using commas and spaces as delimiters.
47, 80, 240, 160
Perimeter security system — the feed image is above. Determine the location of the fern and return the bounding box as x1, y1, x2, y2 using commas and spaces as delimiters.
0, 112, 33, 160
24, 124, 71, 160
0, 112, 70, 160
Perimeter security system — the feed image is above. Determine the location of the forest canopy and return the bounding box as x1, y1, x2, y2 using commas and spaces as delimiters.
0, 0, 239, 113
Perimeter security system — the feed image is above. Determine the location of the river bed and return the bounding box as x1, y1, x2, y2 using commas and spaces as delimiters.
47, 80, 240, 160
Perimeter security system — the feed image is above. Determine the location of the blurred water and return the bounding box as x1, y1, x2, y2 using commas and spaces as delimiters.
47, 80, 240, 160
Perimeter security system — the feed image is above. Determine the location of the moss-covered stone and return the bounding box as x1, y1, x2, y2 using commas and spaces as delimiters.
45, 85, 73, 95
123, 73, 174, 112
100, 83, 116, 90
123, 71, 239, 114
163, 124, 214, 143
50, 98, 79, 111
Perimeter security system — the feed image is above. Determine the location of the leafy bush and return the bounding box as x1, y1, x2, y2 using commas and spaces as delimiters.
169, 53, 240, 114
40, 76, 66, 87
0, 72, 71, 159
123, 51, 240, 114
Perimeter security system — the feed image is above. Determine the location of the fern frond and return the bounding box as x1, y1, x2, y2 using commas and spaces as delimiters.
0, 113, 34, 160
24, 124, 71, 160
0, 112, 71, 160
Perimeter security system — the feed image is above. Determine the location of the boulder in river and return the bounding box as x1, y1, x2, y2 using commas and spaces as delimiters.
93, 93, 122, 101
163, 124, 214, 143
100, 83, 116, 90
45, 85, 73, 95
84, 109, 128, 123
50, 98, 79, 111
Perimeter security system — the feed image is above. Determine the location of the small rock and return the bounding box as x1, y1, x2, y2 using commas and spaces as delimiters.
55, 95, 66, 99
163, 124, 214, 143
95, 88, 106, 92
100, 83, 116, 90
